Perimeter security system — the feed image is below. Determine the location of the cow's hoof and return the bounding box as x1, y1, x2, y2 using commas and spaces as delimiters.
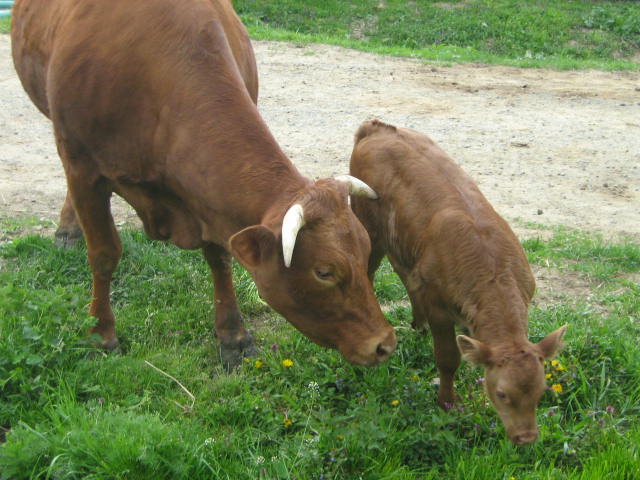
220, 334, 257, 371
85, 336, 121, 359
102, 337, 121, 351
54, 226, 83, 249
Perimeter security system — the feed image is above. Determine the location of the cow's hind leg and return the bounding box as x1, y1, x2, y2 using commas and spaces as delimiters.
64, 162, 122, 350
55, 190, 84, 248
203, 243, 256, 370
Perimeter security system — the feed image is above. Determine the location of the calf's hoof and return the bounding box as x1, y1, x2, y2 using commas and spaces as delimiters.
220, 334, 257, 371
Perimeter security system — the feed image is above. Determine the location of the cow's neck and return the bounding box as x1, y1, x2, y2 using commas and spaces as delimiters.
463, 277, 530, 348
168, 116, 310, 241
158, 75, 315, 241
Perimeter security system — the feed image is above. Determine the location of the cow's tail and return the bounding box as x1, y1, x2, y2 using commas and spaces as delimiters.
354, 119, 398, 145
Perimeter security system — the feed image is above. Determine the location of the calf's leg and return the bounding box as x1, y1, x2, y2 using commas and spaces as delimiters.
203, 243, 256, 370
428, 310, 461, 410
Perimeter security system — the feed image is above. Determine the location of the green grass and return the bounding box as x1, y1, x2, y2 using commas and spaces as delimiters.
3, 1, 639, 69
1, 219, 639, 478
0, 18, 9, 34
235, 0, 640, 70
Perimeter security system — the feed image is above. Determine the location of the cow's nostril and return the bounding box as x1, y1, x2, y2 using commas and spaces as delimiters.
376, 342, 391, 358
365, 330, 397, 364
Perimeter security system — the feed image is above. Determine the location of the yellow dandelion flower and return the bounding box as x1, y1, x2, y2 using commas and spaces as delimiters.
412, 375, 419, 381
282, 359, 294, 368
545, 373, 552, 379
244, 358, 250, 364
555, 364, 566, 371
551, 360, 560, 367
337, 434, 344, 440
509, 477, 516, 480
254, 360, 263, 368
283, 417, 293, 428
551, 383, 563, 394
391, 399, 400, 406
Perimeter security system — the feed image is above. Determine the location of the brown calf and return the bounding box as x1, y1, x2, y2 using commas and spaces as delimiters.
350, 120, 566, 444
11, 0, 396, 368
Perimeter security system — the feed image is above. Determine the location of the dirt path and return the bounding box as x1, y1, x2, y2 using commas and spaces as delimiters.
1, 35, 639, 242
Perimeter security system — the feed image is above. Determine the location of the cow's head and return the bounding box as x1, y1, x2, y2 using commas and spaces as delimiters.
457, 325, 567, 444
229, 176, 396, 366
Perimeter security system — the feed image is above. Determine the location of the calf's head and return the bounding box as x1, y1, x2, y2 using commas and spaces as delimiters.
229, 176, 396, 366
457, 325, 567, 444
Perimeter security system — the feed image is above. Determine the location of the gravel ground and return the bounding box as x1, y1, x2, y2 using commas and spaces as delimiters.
1, 34, 639, 242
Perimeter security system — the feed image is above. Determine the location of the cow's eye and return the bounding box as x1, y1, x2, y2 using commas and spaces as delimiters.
496, 391, 507, 401
314, 266, 336, 284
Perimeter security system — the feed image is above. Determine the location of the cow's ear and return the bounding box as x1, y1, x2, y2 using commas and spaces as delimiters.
457, 335, 491, 366
229, 225, 277, 270
537, 325, 567, 359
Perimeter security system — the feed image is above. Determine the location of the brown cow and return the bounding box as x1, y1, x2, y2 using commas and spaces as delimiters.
350, 120, 566, 444
10, 0, 397, 368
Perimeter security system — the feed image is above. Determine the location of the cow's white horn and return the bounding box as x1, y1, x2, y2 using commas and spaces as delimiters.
282, 204, 305, 268
335, 174, 378, 199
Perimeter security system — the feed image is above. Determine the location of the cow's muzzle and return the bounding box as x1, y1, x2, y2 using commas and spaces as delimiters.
346, 328, 397, 366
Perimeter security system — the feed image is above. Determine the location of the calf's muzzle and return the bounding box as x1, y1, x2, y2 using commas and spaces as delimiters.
511, 429, 538, 445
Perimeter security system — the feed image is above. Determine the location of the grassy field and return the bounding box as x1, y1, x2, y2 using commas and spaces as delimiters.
2, 1, 640, 69
1, 219, 639, 479
1, 17, 11, 33
234, 0, 640, 70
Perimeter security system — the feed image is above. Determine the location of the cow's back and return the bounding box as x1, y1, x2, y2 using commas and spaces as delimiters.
12, 0, 266, 249
11, 0, 258, 119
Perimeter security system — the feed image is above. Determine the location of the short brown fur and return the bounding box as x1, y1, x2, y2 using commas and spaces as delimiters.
350, 119, 566, 444
11, 0, 396, 368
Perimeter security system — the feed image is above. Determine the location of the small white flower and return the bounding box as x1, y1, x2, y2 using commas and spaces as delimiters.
255, 456, 265, 465
204, 437, 215, 446
308, 381, 320, 394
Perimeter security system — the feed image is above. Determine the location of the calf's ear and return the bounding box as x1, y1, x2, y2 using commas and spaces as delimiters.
457, 335, 492, 366
537, 325, 568, 359
229, 225, 277, 271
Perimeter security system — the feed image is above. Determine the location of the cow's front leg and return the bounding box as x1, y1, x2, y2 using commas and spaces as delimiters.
55, 189, 84, 248
203, 243, 256, 370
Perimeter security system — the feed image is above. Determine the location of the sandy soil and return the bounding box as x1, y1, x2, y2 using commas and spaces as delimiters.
1, 34, 639, 245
